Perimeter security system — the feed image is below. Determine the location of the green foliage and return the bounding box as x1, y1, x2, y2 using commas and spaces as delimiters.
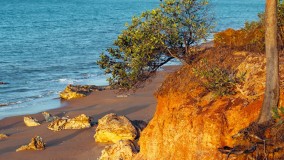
214, 13, 265, 52
272, 106, 284, 125
193, 59, 245, 96
97, 0, 213, 90
278, 1, 284, 47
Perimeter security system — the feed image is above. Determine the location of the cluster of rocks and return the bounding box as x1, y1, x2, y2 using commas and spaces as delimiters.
16, 112, 92, 152
94, 113, 147, 160
60, 84, 109, 100
6, 110, 147, 158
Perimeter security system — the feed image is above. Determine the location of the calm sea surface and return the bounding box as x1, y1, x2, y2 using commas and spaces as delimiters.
0, 0, 265, 119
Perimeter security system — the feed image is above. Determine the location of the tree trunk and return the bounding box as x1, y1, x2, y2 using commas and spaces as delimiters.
258, 0, 279, 124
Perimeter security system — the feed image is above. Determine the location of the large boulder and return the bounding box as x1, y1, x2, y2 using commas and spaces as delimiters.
94, 113, 137, 143
48, 114, 91, 131
99, 140, 138, 160
60, 84, 107, 100
24, 116, 41, 127
16, 136, 45, 152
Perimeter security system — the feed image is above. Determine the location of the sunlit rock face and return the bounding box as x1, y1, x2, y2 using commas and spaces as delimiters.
99, 140, 138, 160
0, 134, 8, 140
137, 51, 284, 160
24, 116, 41, 127
94, 113, 137, 143
60, 84, 106, 100
16, 136, 45, 152
48, 114, 91, 131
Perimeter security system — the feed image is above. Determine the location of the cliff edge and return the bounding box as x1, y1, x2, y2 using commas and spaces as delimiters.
137, 48, 284, 159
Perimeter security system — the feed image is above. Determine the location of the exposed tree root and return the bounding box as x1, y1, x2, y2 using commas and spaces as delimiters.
218, 120, 284, 160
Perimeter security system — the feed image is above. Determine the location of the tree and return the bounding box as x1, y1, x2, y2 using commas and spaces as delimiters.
258, 0, 279, 124
97, 0, 213, 91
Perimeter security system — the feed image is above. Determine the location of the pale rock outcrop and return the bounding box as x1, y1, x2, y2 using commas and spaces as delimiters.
24, 116, 41, 127
94, 113, 137, 143
16, 136, 45, 152
60, 84, 107, 100
99, 140, 138, 160
48, 114, 91, 131
0, 134, 8, 140
42, 112, 59, 122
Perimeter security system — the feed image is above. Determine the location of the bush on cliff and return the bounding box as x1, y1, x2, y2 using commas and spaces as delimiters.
214, 1, 284, 52
193, 59, 245, 96
97, 0, 213, 91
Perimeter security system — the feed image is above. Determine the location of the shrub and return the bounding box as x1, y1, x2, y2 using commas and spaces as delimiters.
214, 2, 284, 52
272, 106, 284, 125
193, 59, 245, 96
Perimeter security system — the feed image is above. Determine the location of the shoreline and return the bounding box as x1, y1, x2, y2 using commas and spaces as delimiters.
0, 40, 213, 121
0, 65, 180, 160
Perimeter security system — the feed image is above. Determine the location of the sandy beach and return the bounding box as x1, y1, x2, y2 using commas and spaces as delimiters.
0, 65, 179, 160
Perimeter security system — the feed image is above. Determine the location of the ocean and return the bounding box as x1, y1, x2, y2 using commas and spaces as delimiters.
0, 0, 265, 119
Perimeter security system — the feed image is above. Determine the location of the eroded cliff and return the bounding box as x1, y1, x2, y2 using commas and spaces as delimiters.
137, 49, 284, 160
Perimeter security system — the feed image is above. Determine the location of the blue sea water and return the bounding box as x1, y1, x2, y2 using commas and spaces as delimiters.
0, 0, 265, 119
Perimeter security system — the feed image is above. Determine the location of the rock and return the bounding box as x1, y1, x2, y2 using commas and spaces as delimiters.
42, 112, 59, 122
60, 84, 108, 100
48, 114, 91, 131
99, 140, 138, 160
64, 114, 91, 129
94, 113, 137, 143
24, 116, 40, 127
16, 136, 45, 152
0, 134, 8, 140
47, 119, 68, 131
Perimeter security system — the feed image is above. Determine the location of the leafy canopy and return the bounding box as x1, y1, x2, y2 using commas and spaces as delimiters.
97, 0, 213, 91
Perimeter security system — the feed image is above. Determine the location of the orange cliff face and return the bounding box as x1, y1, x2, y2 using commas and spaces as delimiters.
137, 50, 284, 160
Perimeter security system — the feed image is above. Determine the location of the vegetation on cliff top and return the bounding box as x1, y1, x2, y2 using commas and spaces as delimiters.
97, 0, 213, 91
214, 0, 284, 52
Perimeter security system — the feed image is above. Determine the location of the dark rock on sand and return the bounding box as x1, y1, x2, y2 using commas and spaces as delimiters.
42, 112, 59, 122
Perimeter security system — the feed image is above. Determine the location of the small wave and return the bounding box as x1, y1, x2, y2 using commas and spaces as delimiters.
0, 105, 25, 111
56, 78, 82, 84
0, 90, 57, 109
0, 100, 23, 107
